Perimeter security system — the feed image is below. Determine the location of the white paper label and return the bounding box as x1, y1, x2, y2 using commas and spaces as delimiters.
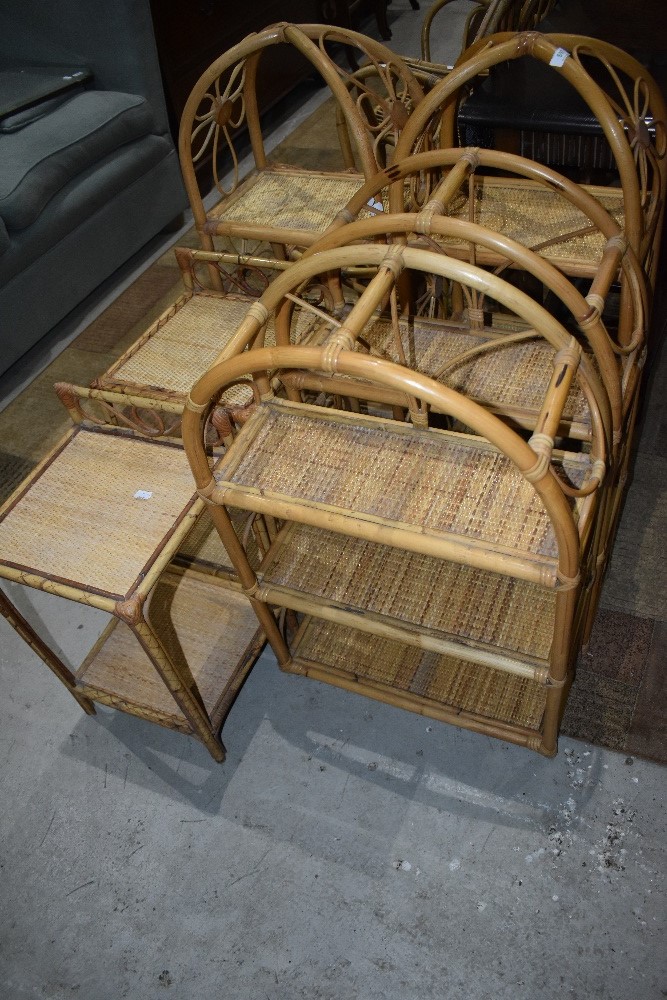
134, 490, 153, 500
550, 47, 570, 67
367, 198, 384, 212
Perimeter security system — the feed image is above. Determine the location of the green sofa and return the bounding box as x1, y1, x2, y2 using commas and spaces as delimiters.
0, 0, 187, 377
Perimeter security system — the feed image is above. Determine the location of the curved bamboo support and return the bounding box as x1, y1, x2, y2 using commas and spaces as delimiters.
301, 213, 620, 444
393, 33, 643, 257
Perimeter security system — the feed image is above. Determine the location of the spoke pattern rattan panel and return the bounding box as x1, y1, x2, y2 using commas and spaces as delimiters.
225, 405, 586, 559
209, 170, 364, 233
0, 430, 197, 597
295, 618, 547, 730
263, 524, 556, 660
442, 180, 625, 268
363, 317, 590, 424
108, 295, 315, 398
78, 570, 262, 718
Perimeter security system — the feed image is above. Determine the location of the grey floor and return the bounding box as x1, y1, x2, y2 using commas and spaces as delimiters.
1, 5, 666, 999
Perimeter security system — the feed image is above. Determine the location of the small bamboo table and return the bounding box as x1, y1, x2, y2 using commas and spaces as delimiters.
0, 399, 265, 761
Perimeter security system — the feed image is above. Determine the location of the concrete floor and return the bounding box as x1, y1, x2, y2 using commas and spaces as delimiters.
1, 4, 665, 999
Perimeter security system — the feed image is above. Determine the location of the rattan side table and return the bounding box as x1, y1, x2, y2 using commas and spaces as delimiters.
0, 394, 266, 761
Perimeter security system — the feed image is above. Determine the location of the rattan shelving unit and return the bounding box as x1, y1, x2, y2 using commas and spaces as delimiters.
183, 291, 603, 756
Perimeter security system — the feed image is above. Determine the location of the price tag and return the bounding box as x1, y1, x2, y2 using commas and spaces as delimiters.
133, 490, 153, 500
550, 47, 570, 67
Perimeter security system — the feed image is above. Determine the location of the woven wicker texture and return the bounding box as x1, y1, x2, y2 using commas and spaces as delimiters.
209, 170, 364, 233
78, 570, 262, 720
177, 507, 262, 573
294, 617, 546, 729
105, 295, 314, 403
440, 180, 625, 268
0, 430, 197, 598
225, 404, 588, 559
263, 523, 555, 659
362, 316, 590, 424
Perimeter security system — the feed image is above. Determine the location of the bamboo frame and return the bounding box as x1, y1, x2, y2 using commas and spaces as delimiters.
182, 330, 592, 755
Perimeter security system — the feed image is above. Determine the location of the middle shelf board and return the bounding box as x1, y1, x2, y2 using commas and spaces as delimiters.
212, 398, 591, 585
258, 521, 556, 679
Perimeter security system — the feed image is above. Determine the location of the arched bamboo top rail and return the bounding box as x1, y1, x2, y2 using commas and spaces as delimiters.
207, 240, 611, 454
178, 23, 425, 238
336, 147, 648, 356
182, 343, 583, 583
393, 33, 644, 257
297, 212, 642, 444
420, 0, 489, 63
344, 148, 648, 322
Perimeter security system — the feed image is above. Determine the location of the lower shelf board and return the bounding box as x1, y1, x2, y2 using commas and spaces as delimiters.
75, 568, 265, 734
289, 616, 548, 747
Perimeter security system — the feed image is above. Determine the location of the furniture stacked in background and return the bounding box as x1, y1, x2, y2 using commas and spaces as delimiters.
0, 0, 187, 378
0, 24, 663, 760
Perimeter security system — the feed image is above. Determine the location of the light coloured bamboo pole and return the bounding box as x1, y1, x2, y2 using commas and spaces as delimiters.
128, 616, 225, 762
256, 584, 550, 681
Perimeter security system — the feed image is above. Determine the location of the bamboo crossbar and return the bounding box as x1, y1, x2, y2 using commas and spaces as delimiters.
255, 584, 551, 681
290, 656, 547, 751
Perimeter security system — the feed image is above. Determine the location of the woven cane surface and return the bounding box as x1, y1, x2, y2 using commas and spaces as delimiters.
0, 430, 197, 597
441, 180, 625, 267
209, 170, 364, 233
295, 618, 546, 730
79, 570, 261, 718
363, 317, 590, 424
263, 523, 556, 659
107, 295, 313, 403
177, 507, 262, 573
226, 405, 587, 559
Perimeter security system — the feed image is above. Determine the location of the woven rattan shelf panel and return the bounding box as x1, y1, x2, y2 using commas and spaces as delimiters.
218, 400, 588, 572
100, 293, 315, 402
208, 169, 364, 235
76, 568, 264, 730
261, 522, 556, 663
175, 508, 262, 577
291, 617, 547, 734
441, 178, 625, 273
361, 316, 591, 429
0, 427, 197, 599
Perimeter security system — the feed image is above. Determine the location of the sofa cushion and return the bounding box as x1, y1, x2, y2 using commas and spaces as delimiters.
0, 90, 155, 231
0, 93, 73, 134
0, 135, 178, 285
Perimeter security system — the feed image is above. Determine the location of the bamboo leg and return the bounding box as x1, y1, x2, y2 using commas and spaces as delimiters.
541, 586, 578, 755
128, 613, 225, 763
207, 505, 292, 668
0, 587, 96, 715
